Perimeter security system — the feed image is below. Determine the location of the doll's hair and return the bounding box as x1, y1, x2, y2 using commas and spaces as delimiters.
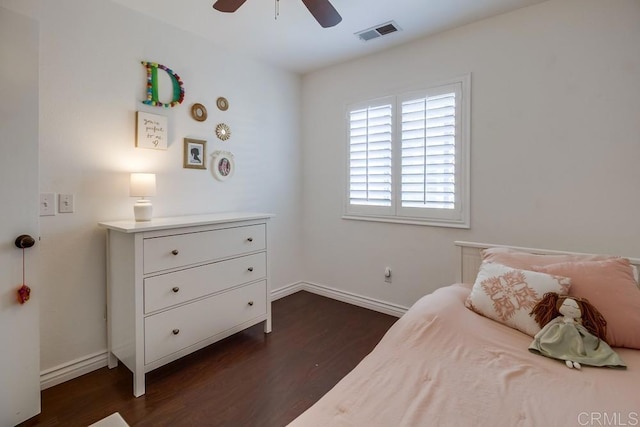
530, 292, 608, 341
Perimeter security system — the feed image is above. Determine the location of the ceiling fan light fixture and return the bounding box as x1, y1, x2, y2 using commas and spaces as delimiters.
212, 0, 248, 13
212, 0, 342, 28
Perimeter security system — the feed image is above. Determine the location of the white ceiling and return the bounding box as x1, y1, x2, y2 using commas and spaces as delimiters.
111, 0, 546, 74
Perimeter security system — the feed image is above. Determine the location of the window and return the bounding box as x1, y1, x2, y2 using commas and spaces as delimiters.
345, 75, 470, 228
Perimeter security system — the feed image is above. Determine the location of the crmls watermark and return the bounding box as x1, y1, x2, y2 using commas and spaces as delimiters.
578, 412, 639, 426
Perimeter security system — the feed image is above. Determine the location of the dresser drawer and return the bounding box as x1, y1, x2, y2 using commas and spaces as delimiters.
143, 224, 266, 274
144, 252, 266, 314
144, 280, 267, 365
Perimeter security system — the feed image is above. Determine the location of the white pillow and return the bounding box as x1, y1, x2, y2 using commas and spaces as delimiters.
465, 262, 571, 337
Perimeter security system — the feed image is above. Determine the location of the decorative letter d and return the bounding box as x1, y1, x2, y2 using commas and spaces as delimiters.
141, 61, 185, 108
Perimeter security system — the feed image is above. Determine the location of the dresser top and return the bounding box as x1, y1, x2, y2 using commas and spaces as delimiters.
99, 212, 273, 233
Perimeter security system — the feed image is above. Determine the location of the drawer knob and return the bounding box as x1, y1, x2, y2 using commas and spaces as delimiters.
246, 237, 253, 242
247, 267, 254, 272
171, 249, 179, 256
248, 301, 254, 306
172, 287, 180, 293
172, 329, 180, 335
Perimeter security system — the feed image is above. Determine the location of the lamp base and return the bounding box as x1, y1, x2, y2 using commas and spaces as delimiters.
133, 200, 153, 222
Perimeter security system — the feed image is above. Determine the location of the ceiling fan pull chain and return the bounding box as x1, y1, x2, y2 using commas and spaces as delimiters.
275, 0, 279, 20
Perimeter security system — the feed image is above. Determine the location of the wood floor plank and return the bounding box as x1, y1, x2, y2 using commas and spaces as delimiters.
20, 291, 397, 427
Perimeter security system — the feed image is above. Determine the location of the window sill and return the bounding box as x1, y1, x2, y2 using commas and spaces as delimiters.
342, 214, 470, 229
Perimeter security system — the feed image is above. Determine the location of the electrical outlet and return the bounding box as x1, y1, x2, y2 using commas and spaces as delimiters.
59, 194, 74, 213
40, 193, 56, 216
384, 266, 392, 283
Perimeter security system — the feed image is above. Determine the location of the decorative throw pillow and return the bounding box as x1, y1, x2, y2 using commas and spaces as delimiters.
465, 262, 571, 337
535, 259, 640, 349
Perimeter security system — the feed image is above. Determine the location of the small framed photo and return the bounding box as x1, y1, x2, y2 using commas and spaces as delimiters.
183, 138, 207, 169
211, 150, 235, 181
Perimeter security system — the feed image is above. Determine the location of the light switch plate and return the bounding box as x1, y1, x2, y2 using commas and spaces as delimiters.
40, 193, 56, 216
59, 194, 74, 213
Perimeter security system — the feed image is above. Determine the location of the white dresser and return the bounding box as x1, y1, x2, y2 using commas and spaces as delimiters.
99, 212, 272, 397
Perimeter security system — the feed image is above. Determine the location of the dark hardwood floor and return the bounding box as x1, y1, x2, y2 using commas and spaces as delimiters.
20, 291, 397, 427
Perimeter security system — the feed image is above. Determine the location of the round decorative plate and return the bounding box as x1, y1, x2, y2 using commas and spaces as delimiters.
216, 97, 229, 111
191, 103, 208, 122
215, 123, 231, 141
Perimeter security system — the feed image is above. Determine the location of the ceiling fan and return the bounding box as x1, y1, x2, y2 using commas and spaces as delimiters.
213, 0, 342, 28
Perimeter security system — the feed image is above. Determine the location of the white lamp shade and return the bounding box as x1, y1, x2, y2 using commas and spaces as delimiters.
130, 173, 156, 197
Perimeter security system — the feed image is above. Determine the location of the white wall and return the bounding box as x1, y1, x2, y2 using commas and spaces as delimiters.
301, 0, 640, 308
0, 0, 303, 373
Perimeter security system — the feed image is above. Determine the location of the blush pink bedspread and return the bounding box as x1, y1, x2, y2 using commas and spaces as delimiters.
289, 284, 640, 427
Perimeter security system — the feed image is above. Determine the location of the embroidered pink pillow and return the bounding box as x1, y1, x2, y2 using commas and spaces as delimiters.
465, 262, 571, 337
535, 259, 640, 349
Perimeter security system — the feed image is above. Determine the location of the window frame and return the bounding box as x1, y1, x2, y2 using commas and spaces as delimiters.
343, 74, 471, 228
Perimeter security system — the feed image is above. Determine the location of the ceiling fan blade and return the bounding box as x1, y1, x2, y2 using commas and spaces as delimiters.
213, 0, 248, 13
300, 0, 342, 28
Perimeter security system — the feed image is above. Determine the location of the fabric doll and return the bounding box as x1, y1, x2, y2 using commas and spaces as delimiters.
528, 292, 626, 369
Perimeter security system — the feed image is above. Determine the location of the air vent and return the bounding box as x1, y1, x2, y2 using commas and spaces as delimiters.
355, 21, 401, 42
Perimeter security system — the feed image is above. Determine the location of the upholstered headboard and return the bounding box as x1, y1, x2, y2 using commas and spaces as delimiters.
455, 241, 640, 285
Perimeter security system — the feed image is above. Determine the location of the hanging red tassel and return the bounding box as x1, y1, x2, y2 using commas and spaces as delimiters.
16, 246, 31, 304
17, 284, 31, 304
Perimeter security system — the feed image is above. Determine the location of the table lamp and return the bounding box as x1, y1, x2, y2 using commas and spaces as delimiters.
130, 173, 156, 221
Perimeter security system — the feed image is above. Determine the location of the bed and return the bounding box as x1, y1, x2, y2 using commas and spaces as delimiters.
288, 242, 640, 427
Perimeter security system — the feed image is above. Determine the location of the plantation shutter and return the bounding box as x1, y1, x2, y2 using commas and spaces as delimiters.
343, 76, 469, 227
398, 83, 463, 221
347, 98, 394, 214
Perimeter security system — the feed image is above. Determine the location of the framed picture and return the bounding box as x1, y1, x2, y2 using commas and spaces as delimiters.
211, 150, 235, 181
183, 138, 207, 169
136, 111, 168, 150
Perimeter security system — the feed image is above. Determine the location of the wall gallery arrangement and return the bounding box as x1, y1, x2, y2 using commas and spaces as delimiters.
135, 60, 235, 179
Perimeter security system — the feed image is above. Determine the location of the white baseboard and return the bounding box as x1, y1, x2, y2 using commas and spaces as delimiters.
271, 281, 304, 301
272, 281, 408, 317
40, 350, 108, 390
42, 282, 406, 390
